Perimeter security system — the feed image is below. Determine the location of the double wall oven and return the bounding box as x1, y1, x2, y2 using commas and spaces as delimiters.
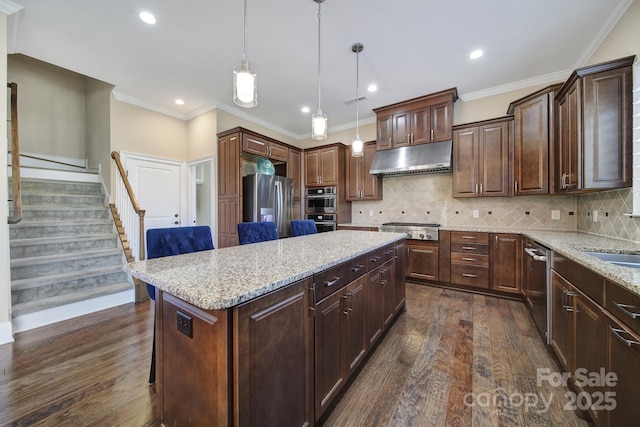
305, 187, 337, 233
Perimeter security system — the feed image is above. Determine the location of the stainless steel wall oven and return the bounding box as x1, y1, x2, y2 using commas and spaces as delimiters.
305, 187, 336, 213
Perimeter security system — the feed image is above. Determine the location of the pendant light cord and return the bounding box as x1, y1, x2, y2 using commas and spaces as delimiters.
355, 49, 359, 135
317, 1, 322, 111
243, 0, 247, 61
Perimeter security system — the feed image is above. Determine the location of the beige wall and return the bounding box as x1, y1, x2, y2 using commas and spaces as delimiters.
296, 121, 377, 150
216, 109, 297, 146
1, 13, 11, 341
7, 54, 87, 158
187, 109, 217, 161
85, 79, 114, 191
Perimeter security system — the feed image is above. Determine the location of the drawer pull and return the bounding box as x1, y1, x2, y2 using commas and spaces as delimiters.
462, 246, 477, 250
462, 257, 477, 261
613, 301, 640, 320
462, 273, 477, 278
324, 276, 342, 287
462, 236, 477, 240
351, 264, 365, 273
370, 256, 382, 263
609, 326, 640, 347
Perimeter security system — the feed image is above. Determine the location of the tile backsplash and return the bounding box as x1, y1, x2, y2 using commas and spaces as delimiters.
351, 174, 577, 230
577, 188, 640, 241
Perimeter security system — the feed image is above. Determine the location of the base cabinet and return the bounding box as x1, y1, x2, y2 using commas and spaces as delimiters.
490, 233, 522, 294
406, 240, 439, 281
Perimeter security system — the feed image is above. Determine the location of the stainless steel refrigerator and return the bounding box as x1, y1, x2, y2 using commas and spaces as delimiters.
242, 174, 294, 239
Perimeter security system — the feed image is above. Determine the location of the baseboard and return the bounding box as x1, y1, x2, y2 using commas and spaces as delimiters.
0, 321, 15, 345
11, 290, 134, 334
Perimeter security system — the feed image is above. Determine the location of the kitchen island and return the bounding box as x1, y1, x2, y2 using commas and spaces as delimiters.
124, 230, 406, 427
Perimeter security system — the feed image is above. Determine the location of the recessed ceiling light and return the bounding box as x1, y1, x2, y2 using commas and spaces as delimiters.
301, 106, 310, 113
470, 49, 483, 59
139, 11, 156, 24
367, 84, 378, 92
175, 99, 184, 105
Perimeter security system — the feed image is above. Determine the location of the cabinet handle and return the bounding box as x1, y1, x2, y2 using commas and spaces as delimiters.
475, 184, 478, 194
431, 129, 434, 141
462, 273, 477, 278
324, 276, 342, 287
461, 236, 477, 240
613, 301, 640, 320
563, 290, 576, 312
462, 257, 477, 261
248, 137, 265, 146
514, 180, 519, 194
561, 173, 568, 190
479, 183, 483, 194
609, 326, 640, 347
462, 246, 477, 250
495, 235, 498, 249
351, 264, 365, 273
370, 256, 382, 263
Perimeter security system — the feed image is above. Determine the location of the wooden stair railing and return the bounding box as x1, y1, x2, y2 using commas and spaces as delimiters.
7, 82, 22, 224
111, 151, 148, 302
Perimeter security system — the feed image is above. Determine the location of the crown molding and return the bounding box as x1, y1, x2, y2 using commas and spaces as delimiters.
213, 101, 301, 140
0, 0, 22, 15
459, 69, 571, 102
112, 91, 187, 120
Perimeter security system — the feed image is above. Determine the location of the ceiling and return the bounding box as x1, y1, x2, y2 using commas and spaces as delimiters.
4, 0, 634, 140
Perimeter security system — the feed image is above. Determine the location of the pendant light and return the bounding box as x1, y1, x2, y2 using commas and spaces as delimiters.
233, 0, 257, 108
311, 0, 328, 140
351, 43, 364, 157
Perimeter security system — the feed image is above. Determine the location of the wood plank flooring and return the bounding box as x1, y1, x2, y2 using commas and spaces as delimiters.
0, 283, 592, 426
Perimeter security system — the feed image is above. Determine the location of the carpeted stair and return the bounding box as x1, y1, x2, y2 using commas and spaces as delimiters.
9, 176, 132, 318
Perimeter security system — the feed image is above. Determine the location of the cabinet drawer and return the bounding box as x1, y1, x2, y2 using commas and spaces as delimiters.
451, 231, 489, 244
451, 252, 489, 267
450, 242, 489, 255
451, 265, 489, 288
369, 244, 395, 268
606, 280, 640, 336
314, 262, 352, 303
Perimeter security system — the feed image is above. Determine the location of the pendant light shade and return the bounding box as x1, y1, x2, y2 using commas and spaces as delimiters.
351, 43, 364, 157
233, 0, 257, 108
312, 0, 328, 140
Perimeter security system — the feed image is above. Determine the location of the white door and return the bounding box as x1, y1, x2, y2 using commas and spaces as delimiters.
126, 156, 182, 232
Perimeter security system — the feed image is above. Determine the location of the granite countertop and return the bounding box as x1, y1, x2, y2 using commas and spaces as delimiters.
124, 230, 405, 310
442, 226, 640, 296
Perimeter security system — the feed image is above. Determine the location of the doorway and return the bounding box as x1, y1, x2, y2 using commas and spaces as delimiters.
188, 158, 214, 228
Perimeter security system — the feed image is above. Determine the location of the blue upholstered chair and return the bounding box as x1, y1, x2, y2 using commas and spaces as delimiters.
145, 225, 214, 384
237, 221, 278, 245
291, 220, 318, 237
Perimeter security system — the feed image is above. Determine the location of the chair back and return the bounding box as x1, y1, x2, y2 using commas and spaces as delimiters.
145, 226, 214, 299
291, 220, 318, 237
237, 221, 278, 245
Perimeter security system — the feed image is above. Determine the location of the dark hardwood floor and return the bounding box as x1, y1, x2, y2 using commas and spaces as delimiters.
0, 283, 591, 426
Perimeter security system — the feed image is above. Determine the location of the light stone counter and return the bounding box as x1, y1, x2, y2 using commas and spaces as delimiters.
124, 230, 405, 310
442, 226, 640, 296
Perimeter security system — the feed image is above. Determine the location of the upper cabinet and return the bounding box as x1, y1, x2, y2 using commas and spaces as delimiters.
555, 56, 634, 193
373, 88, 458, 151
453, 117, 512, 198
508, 84, 562, 196
242, 133, 288, 162
304, 144, 343, 187
346, 141, 382, 201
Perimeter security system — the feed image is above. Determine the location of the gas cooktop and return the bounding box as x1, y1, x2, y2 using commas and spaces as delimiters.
379, 222, 440, 241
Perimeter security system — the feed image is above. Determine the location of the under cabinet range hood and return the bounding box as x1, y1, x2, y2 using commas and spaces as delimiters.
369, 140, 452, 176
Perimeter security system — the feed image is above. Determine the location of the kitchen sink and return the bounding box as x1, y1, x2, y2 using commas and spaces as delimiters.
584, 251, 640, 269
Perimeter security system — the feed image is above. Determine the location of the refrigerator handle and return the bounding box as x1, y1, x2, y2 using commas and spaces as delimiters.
274, 180, 283, 234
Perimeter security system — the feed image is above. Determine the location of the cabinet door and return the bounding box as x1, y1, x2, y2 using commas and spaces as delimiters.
288, 148, 301, 201
490, 234, 521, 294
394, 241, 406, 313
478, 121, 510, 197
582, 66, 632, 190
267, 141, 288, 162
513, 94, 549, 195
304, 151, 321, 186
362, 142, 382, 200
573, 290, 606, 426
550, 271, 573, 371
377, 114, 393, 150
391, 111, 411, 148
235, 278, 313, 427
406, 241, 439, 281
242, 134, 269, 157
346, 151, 362, 201
218, 134, 240, 198
319, 146, 339, 186
605, 316, 640, 427
452, 127, 479, 197
314, 289, 345, 419
382, 260, 396, 327
218, 198, 239, 248
366, 265, 385, 348
557, 80, 581, 192
410, 106, 430, 145
430, 101, 453, 142
344, 277, 367, 378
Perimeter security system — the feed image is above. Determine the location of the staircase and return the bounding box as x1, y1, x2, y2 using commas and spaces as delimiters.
9, 174, 133, 331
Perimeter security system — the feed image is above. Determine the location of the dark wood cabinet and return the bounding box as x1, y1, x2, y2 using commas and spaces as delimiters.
490, 233, 522, 294
508, 85, 561, 195
287, 147, 302, 219
346, 141, 382, 201
453, 117, 512, 198
406, 240, 439, 281
242, 133, 288, 162
382, 259, 396, 327
556, 56, 634, 193
366, 261, 386, 348
304, 145, 342, 187
450, 231, 489, 289
550, 270, 573, 370
235, 278, 313, 427
373, 88, 458, 151
344, 276, 367, 378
